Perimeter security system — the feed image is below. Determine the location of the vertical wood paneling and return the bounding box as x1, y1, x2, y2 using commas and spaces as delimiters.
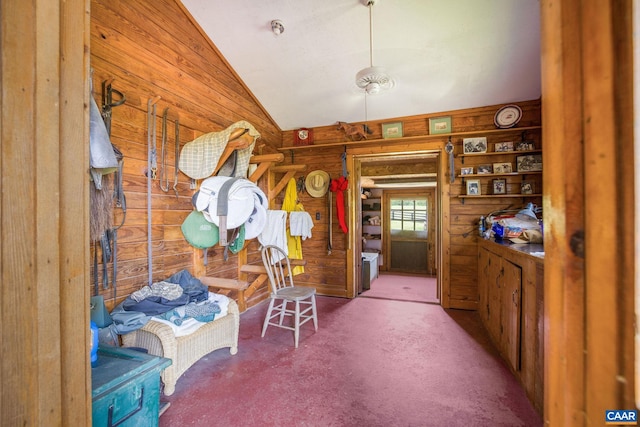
2, 1, 39, 422
36, 0, 63, 421
2, 0, 90, 425
542, 0, 635, 424
60, 0, 93, 424
90, 0, 281, 307
325, 102, 541, 308
540, 0, 585, 422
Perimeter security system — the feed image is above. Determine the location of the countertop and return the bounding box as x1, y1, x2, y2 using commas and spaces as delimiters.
480, 238, 545, 261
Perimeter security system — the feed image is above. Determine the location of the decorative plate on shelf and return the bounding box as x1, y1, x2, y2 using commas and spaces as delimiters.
494, 104, 522, 129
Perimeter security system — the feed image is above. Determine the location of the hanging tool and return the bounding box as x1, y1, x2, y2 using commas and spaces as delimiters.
160, 107, 170, 192
101, 79, 125, 135
147, 97, 160, 180
173, 117, 180, 197
445, 137, 455, 183
146, 96, 161, 285
100, 79, 127, 299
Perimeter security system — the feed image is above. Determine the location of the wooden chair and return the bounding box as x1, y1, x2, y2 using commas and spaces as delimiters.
260, 245, 318, 348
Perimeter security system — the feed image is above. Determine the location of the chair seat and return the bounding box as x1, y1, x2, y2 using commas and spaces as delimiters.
275, 286, 316, 300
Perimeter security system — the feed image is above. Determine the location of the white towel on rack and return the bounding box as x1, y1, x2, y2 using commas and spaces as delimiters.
289, 211, 314, 240
258, 210, 288, 257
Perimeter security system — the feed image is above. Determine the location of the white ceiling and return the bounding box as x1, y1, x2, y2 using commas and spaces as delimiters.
181, 0, 541, 131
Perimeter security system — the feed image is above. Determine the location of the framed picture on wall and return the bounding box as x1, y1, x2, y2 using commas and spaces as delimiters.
493, 162, 513, 174
466, 179, 481, 195
517, 154, 543, 171
428, 116, 452, 134
521, 181, 535, 195
516, 141, 535, 151
461, 167, 474, 175
463, 137, 488, 154
494, 141, 514, 152
382, 122, 404, 138
492, 179, 506, 194
477, 164, 493, 174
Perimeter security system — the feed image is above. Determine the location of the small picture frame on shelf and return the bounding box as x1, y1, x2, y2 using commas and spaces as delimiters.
428, 116, 452, 134
492, 179, 506, 195
494, 141, 514, 152
492, 162, 513, 174
382, 122, 403, 139
466, 179, 481, 195
521, 181, 535, 195
517, 154, 543, 172
463, 137, 488, 154
461, 167, 474, 175
516, 140, 535, 151
477, 164, 493, 174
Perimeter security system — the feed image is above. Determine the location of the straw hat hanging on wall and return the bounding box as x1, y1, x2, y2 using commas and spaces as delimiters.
305, 170, 330, 197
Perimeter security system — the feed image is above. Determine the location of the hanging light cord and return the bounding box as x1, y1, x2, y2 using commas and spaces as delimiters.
364, 1, 374, 122
368, 2, 374, 68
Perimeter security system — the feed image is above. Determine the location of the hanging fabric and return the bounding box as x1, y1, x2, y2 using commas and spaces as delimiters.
329, 149, 349, 234
282, 178, 305, 275
330, 176, 349, 233
327, 190, 333, 255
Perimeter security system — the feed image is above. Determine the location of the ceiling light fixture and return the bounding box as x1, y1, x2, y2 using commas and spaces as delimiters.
271, 20, 284, 36
355, 0, 394, 95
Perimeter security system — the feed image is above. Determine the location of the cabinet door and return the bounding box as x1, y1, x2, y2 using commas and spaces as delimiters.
502, 259, 522, 371
477, 247, 491, 326
486, 251, 503, 344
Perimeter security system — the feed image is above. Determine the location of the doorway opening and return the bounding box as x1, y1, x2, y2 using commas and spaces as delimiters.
353, 151, 441, 304
386, 191, 435, 275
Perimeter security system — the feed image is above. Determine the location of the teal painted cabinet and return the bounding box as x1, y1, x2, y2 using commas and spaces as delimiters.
92, 346, 171, 427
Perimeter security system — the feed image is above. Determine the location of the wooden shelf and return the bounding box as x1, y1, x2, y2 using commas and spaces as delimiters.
458, 193, 542, 199
278, 126, 542, 151
458, 171, 542, 178
457, 149, 542, 159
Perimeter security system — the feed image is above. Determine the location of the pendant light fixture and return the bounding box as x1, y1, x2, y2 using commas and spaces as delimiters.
355, 0, 394, 95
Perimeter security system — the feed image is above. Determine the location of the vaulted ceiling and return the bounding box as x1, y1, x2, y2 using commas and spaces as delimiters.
181, 0, 541, 131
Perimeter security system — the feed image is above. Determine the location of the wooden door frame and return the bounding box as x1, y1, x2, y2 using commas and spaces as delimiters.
541, 0, 635, 423
346, 145, 448, 306
1, 0, 91, 424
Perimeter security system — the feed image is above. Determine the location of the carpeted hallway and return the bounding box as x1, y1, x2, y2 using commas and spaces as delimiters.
159, 275, 542, 427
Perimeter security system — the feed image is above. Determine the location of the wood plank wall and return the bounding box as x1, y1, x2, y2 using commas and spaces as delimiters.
89, 0, 281, 308
281, 101, 541, 309
90, 0, 540, 312
541, 0, 635, 423
1, 0, 91, 425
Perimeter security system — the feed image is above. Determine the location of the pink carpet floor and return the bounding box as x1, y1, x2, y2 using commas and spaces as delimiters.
360, 273, 439, 304
158, 288, 542, 426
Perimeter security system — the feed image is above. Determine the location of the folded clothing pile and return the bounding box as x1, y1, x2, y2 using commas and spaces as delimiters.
110, 269, 218, 335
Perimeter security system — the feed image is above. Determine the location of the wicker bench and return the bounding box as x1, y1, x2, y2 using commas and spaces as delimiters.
121, 299, 239, 396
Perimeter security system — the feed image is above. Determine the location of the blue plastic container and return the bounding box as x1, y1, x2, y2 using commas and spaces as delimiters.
90, 321, 99, 367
